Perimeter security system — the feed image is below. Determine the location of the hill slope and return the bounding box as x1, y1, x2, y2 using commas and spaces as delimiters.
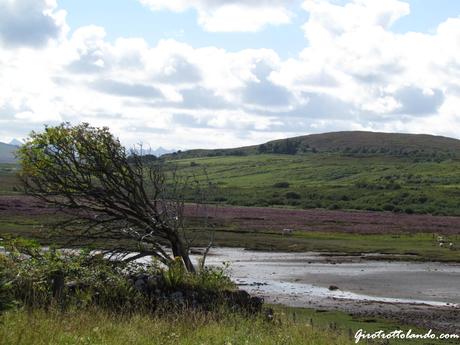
0, 142, 18, 163
168, 131, 460, 216
173, 153, 460, 216
170, 131, 460, 161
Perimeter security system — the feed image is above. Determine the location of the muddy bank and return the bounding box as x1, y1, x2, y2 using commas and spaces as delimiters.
197, 248, 460, 333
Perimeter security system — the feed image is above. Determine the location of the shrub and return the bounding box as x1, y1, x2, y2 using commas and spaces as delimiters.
162, 257, 187, 288
273, 182, 290, 188
0, 237, 237, 313
285, 192, 301, 199
0, 237, 159, 310
192, 262, 234, 291
0, 255, 15, 313
255, 199, 269, 207
268, 198, 284, 205
383, 204, 395, 211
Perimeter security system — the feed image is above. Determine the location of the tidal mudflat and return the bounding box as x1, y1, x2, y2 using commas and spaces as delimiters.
196, 248, 460, 332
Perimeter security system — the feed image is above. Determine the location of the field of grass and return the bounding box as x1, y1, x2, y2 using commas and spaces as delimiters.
1, 209, 459, 261
272, 305, 459, 345
201, 229, 460, 262
171, 153, 460, 216
0, 308, 352, 345
0, 164, 19, 194
2, 306, 457, 345
3, 152, 460, 216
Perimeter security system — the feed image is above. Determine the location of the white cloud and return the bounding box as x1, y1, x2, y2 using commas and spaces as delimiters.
268, 0, 460, 137
0, 0, 67, 48
3, 0, 460, 148
139, 0, 293, 32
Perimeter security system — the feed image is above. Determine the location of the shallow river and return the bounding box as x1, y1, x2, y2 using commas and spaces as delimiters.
193, 248, 460, 308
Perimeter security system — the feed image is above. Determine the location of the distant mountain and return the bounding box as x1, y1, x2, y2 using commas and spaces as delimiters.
0, 142, 19, 163
8, 139, 23, 146
151, 147, 176, 157
130, 146, 177, 158
167, 131, 460, 161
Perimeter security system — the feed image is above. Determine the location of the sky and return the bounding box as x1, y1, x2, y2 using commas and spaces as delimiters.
1, 0, 460, 150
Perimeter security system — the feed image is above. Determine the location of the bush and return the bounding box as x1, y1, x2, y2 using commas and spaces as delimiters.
285, 192, 301, 199
268, 198, 285, 205
273, 182, 290, 188
192, 262, 234, 291
0, 255, 15, 313
255, 199, 269, 207
383, 204, 395, 211
0, 238, 146, 310
0, 237, 237, 313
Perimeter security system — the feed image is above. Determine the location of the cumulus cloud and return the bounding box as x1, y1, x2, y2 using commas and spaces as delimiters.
91, 79, 164, 100
3, 0, 460, 148
139, 0, 293, 32
0, 0, 67, 48
270, 0, 459, 136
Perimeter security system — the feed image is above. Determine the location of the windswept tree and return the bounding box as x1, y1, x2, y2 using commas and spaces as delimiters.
18, 123, 198, 272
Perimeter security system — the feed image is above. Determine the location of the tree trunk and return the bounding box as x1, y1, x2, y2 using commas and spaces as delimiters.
171, 236, 196, 273
51, 270, 65, 302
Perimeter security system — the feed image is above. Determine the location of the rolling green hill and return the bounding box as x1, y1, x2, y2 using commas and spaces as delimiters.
173, 153, 460, 216
164, 131, 460, 216
1, 131, 460, 215
170, 131, 460, 161
0, 142, 18, 164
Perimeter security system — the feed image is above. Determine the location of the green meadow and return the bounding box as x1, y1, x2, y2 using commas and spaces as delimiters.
171, 153, 460, 216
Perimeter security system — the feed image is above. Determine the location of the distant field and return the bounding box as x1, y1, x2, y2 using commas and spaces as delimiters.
0, 164, 19, 194
171, 153, 460, 216
1, 196, 460, 262
4, 153, 460, 216
2, 153, 460, 261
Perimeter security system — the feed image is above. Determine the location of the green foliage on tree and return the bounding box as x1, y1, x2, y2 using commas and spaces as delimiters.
17, 123, 196, 272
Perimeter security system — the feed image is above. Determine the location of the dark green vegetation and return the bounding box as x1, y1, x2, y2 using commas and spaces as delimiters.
0, 164, 19, 194
0, 142, 18, 164
173, 153, 460, 216
0, 237, 235, 312
16, 123, 201, 272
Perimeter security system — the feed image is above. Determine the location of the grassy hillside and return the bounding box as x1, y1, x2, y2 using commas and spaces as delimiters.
174, 153, 460, 216
170, 131, 460, 161
0, 143, 18, 164
2, 131, 460, 215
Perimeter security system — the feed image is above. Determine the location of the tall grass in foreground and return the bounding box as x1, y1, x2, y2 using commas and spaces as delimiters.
0, 308, 353, 345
